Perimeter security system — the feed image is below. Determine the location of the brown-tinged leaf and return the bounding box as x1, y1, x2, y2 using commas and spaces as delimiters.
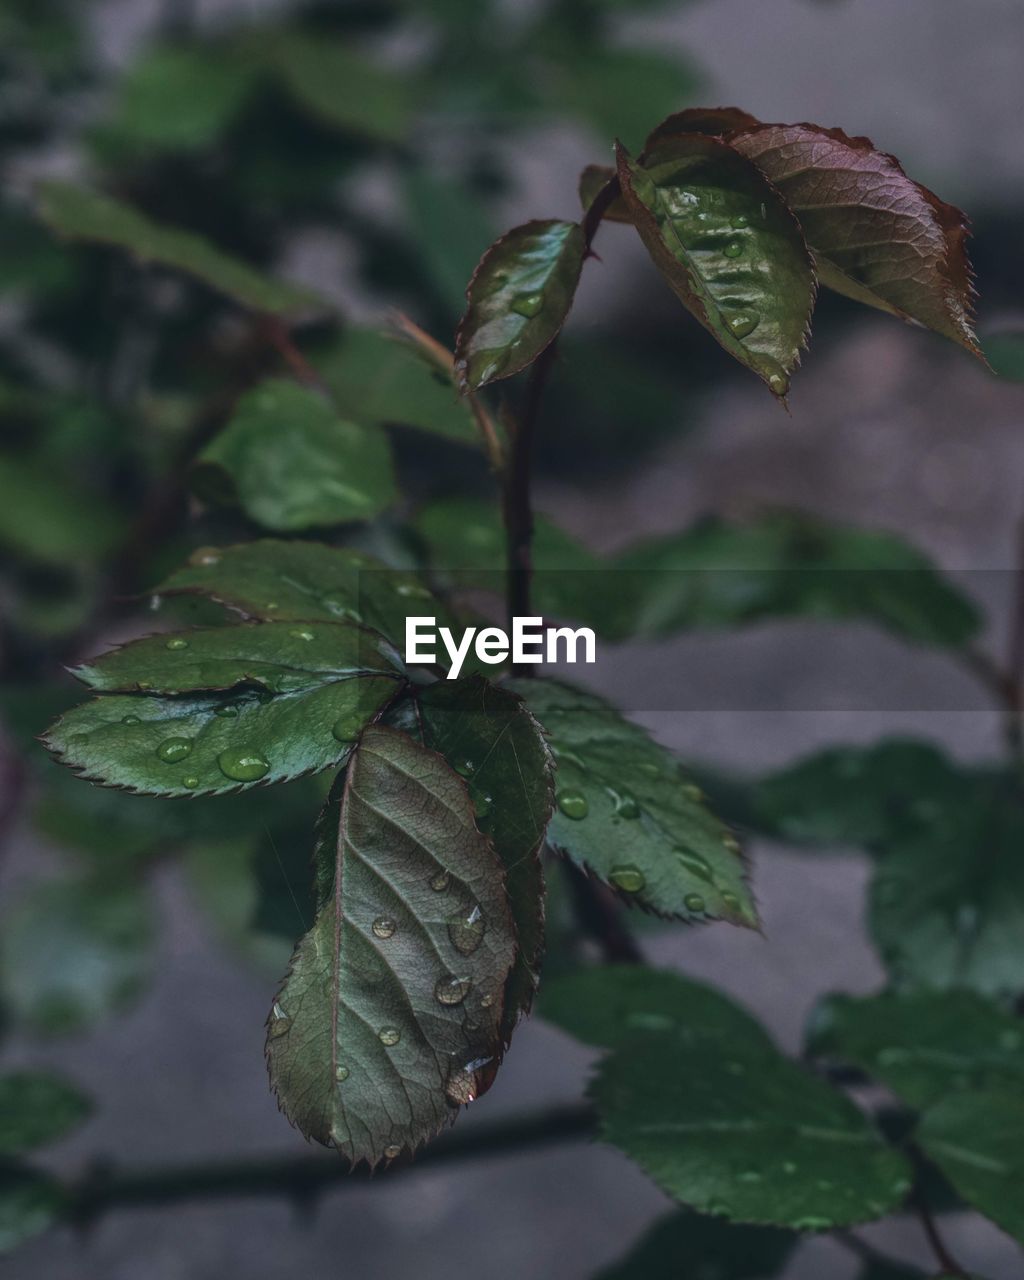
578, 165, 632, 223
728, 123, 980, 355
644, 105, 761, 148
616, 136, 815, 397
454, 220, 586, 392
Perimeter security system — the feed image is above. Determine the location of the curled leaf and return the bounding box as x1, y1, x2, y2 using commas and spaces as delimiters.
455, 220, 586, 392
645, 105, 761, 148
616, 137, 815, 397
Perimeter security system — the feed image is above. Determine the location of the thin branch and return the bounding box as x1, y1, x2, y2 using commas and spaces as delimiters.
67, 1103, 595, 1222
263, 318, 331, 396
915, 1194, 970, 1278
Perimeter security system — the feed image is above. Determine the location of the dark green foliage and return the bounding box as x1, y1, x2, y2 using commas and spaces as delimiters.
0, 1073, 91, 1156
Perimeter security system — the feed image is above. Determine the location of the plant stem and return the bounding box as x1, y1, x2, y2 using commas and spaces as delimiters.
67, 1103, 596, 1221
562, 862, 644, 964
915, 1196, 969, 1278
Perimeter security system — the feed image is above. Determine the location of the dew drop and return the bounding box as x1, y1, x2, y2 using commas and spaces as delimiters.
682, 783, 704, 803
217, 748, 270, 782
214, 703, 239, 718
473, 791, 493, 819
684, 892, 706, 913
721, 891, 741, 912
268, 1002, 290, 1038
768, 372, 790, 397
378, 1026, 401, 1047
157, 737, 193, 763
453, 759, 475, 778
609, 865, 645, 893
612, 790, 641, 820
675, 848, 713, 880
320, 595, 359, 620
383, 1143, 401, 1160
435, 974, 472, 1006
122, 714, 141, 725
372, 916, 396, 940
289, 628, 315, 642
189, 547, 221, 567
722, 241, 744, 258
722, 834, 741, 853
557, 790, 589, 820
182, 775, 199, 790
727, 311, 760, 339
480, 993, 495, 1009
165, 636, 189, 650
511, 292, 544, 318
445, 1055, 498, 1106
448, 906, 485, 955
335, 1065, 349, 1082
430, 869, 451, 893
394, 581, 431, 599
732, 214, 750, 229
332, 709, 365, 743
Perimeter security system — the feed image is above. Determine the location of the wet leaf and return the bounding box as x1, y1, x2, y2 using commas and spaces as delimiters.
0, 876, 155, 1034
808, 990, 1024, 1110
267, 725, 517, 1165
917, 1090, 1024, 1243
541, 965, 773, 1051
455, 220, 586, 392
616, 135, 815, 397
37, 182, 321, 315
596, 1210, 794, 1280
46, 622, 403, 797
398, 676, 554, 1035
0, 1073, 92, 1156
320, 328, 478, 445
506, 679, 755, 925
154, 540, 444, 645
728, 123, 980, 356
0, 1165, 66, 1255
593, 1023, 913, 1229
193, 379, 396, 531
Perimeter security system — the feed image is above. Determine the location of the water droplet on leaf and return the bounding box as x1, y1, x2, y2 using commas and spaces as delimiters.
268, 1002, 290, 1037
445, 1055, 498, 1106
383, 1143, 401, 1160
372, 917, 396, 940
378, 1026, 401, 1046
217, 748, 270, 782
684, 892, 706, 913
332, 709, 365, 743
768, 372, 790, 396
214, 703, 239, 718
157, 737, 193, 763
722, 241, 744, 258
430, 869, 451, 893
122, 714, 141, 725
335, 1065, 349, 1082
612, 790, 641, 820
448, 906, 485, 955
289, 628, 315, 642
676, 848, 713, 880
609, 865, 645, 893
557, 790, 589, 820
182, 775, 199, 790
165, 637, 189, 650
190, 547, 221, 567
435, 975, 472, 1006
511, 292, 544, 318
727, 311, 760, 339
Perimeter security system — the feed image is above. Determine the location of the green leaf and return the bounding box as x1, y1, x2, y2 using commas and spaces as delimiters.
728, 123, 980, 357
592, 1027, 913, 1229
267, 725, 518, 1165
596, 1210, 794, 1280
0, 1165, 66, 1256
0, 1073, 92, 1156
917, 1090, 1024, 1243
455, 220, 587, 392
506, 679, 755, 925
270, 33, 414, 143
869, 780, 1024, 997
99, 43, 258, 152
0, 876, 155, 1034
37, 182, 321, 315
320, 328, 478, 445
617, 514, 981, 648
809, 990, 1024, 1110
46, 622, 403, 797
397, 676, 554, 1034
0, 455, 124, 565
193, 379, 396, 531
578, 165, 632, 223
154, 539, 441, 637
615, 135, 815, 397
540, 965, 774, 1051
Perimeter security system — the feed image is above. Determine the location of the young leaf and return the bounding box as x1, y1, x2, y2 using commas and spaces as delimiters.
320, 328, 479, 445
398, 676, 554, 1034
540, 965, 774, 1052
917, 1090, 1024, 1243
578, 165, 631, 223
506, 679, 755, 926
193, 380, 396, 531
808, 990, 1024, 1110
154, 540, 444, 645
0, 1073, 92, 1156
727, 124, 980, 356
267, 725, 517, 1165
37, 182, 321, 316
592, 1026, 913, 1229
46, 623, 403, 797
0, 876, 154, 1034
615, 136, 815, 398
454, 220, 587, 392
0, 1166, 66, 1256
596, 1210, 794, 1280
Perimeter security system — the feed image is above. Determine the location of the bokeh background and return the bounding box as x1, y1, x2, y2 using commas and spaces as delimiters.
2, 1, 1024, 1277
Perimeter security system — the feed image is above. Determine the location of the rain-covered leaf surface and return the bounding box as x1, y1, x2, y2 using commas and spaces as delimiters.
0, 1166, 66, 1256
808, 990, 1024, 1109
596, 1209, 794, 1280
593, 1024, 913, 1229
540, 965, 773, 1052
616, 135, 815, 396
267, 726, 517, 1165
154, 540, 445, 648
37, 182, 321, 315
917, 1090, 1024, 1243
193, 379, 396, 530
507, 679, 755, 925
0, 1073, 92, 1156
397, 676, 554, 1034
46, 623, 404, 797
728, 123, 980, 355
320, 328, 478, 445
0, 876, 154, 1033
455, 220, 586, 392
